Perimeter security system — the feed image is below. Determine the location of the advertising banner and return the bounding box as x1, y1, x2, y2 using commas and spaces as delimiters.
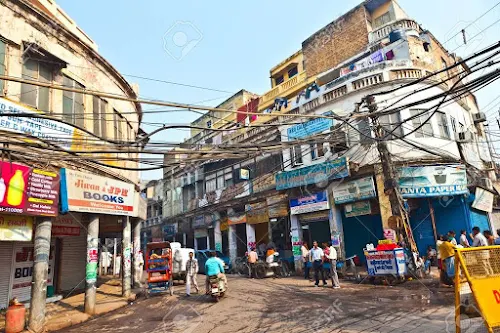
472, 187, 494, 213
332, 177, 376, 204
276, 157, 349, 190
290, 191, 329, 215
0, 161, 59, 216
60, 168, 135, 216
0, 214, 33, 241
398, 164, 468, 198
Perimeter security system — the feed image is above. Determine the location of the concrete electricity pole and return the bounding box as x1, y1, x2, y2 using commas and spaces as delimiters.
122, 217, 132, 298
132, 218, 142, 288
84, 215, 99, 315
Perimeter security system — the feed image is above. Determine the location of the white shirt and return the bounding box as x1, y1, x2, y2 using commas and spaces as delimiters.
301, 245, 309, 258
309, 247, 324, 261
472, 233, 488, 247
327, 246, 337, 260
460, 234, 470, 247
450, 238, 458, 246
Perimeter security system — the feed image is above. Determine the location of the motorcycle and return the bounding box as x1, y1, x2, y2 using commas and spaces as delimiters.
208, 275, 226, 302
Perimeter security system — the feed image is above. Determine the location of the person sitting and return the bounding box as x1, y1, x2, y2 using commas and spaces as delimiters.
205, 251, 227, 294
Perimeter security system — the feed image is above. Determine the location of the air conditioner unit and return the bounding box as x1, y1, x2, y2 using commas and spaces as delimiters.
455, 130, 473, 143
473, 112, 487, 123
478, 177, 493, 191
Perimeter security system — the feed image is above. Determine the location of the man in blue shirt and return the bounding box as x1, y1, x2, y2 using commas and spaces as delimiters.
205, 251, 227, 294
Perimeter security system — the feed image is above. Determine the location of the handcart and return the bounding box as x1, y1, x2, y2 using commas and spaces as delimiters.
145, 241, 174, 297
364, 243, 407, 285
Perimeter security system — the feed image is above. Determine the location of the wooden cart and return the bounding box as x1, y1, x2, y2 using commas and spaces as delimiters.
145, 241, 174, 297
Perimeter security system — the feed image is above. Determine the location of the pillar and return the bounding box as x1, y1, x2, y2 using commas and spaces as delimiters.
327, 184, 345, 259
132, 218, 141, 288
122, 217, 132, 298
228, 225, 237, 261
375, 164, 392, 229
290, 214, 303, 273
84, 215, 99, 315
28, 217, 52, 333
112, 238, 117, 276
183, 233, 187, 247
214, 219, 222, 252
246, 223, 256, 253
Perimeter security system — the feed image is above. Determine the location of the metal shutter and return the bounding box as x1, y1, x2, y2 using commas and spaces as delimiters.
59, 233, 86, 294
0, 242, 13, 309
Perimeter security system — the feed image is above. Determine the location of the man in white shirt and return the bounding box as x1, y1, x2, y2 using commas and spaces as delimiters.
301, 242, 310, 280
459, 230, 470, 247
471, 227, 488, 247
309, 241, 326, 287
327, 242, 340, 289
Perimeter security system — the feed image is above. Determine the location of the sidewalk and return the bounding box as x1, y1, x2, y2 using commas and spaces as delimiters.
0, 277, 139, 332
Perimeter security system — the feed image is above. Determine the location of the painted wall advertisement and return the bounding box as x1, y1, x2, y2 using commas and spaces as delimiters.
472, 187, 494, 213
332, 177, 376, 204
0, 215, 33, 241
365, 248, 406, 276
290, 191, 329, 215
60, 168, 135, 216
398, 164, 468, 198
11, 243, 55, 302
276, 157, 349, 190
0, 161, 59, 216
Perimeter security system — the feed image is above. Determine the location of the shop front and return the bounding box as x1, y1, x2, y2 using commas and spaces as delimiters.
267, 194, 290, 255
193, 215, 208, 250
290, 191, 331, 246
246, 201, 270, 250
163, 223, 177, 242
227, 211, 247, 258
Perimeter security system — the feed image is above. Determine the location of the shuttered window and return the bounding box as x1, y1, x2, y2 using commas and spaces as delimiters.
21, 59, 51, 111
62, 75, 85, 128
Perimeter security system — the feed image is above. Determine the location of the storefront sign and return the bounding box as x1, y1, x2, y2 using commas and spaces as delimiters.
86, 247, 98, 283
267, 194, 289, 218
287, 112, 334, 140
0, 97, 76, 150
345, 201, 371, 218
0, 215, 33, 241
227, 213, 246, 225
290, 191, 329, 215
252, 174, 276, 193
194, 229, 207, 238
472, 187, 494, 213
333, 177, 376, 204
52, 214, 81, 237
365, 248, 406, 276
276, 157, 349, 190
163, 224, 176, 237
398, 164, 468, 198
11, 244, 55, 302
60, 168, 135, 216
246, 202, 269, 224
220, 218, 229, 232
0, 161, 59, 216
204, 212, 219, 228
193, 215, 205, 229
298, 210, 330, 223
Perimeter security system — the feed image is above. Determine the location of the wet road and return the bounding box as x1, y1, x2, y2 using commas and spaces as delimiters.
58, 275, 456, 333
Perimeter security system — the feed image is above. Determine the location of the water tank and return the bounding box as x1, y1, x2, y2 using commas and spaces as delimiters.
389, 29, 405, 43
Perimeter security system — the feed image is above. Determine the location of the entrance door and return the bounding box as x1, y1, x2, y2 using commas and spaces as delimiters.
235, 224, 247, 257
196, 237, 208, 250
222, 230, 229, 256
255, 222, 269, 245
308, 220, 330, 246
208, 228, 215, 250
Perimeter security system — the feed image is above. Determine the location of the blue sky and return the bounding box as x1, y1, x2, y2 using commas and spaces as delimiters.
56, 0, 500, 180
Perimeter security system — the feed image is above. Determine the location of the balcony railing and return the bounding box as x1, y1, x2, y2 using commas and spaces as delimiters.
260, 71, 308, 108
369, 19, 421, 44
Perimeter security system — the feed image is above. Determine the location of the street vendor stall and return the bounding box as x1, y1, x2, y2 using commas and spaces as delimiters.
146, 241, 173, 297
364, 241, 407, 283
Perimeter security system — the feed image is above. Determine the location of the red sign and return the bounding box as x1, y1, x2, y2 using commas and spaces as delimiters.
52, 214, 81, 236
0, 162, 59, 216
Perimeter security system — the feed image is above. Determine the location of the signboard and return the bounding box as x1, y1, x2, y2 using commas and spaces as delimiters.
0, 161, 59, 216
365, 248, 406, 276
246, 202, 268, 224
60, 168, 135, 216
472, 187, 494, 213
290, 191, 329, 215
11, 243, 55, 302
267, 194, 289, 218
0, 97, 76, 150
239, 168, 250, 180
291, 84, 325, 110
227, 213, 246, 225
194, 229, 207, 238
198, 182, 250, 207
193, 215, 205, 229
344, 201, 371, 218
298, 210, 330, 223
52, 213, 81, 237
276, 157, 349, 190
332, 177, 376, 204
398, 164, 468, 198
252, 174, 276, 193
163, 224, 176, 237
287, 112, 334, 140
0, 215, 33, 241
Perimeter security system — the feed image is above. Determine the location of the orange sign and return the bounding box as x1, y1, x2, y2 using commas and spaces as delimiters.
228, 214, 246, 225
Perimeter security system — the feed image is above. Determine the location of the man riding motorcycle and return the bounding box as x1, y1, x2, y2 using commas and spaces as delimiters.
205, 251, 227, 294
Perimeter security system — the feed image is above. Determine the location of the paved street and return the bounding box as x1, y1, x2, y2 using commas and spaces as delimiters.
57, 275, 456, 333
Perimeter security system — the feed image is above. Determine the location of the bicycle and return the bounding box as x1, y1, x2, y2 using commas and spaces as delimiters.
233, 257, 250, 277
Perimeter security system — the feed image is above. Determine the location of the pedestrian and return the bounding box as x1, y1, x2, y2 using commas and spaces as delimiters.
448, 230, 458, 246
309, 241, 327, 287
136, 250, 144, 284
484, 230, 495, 245
436, 235, 445, 284
438, 237, 456, 287
185, 251, 199, 296
424, 245, 435, 275
495, 229, 500, 245
471, 227, 488, 247
326, 241, 340, 289
459, 230, 470, 248
471, 226, 494, 275
247, 247, 258, 278
301, 242, 310, 280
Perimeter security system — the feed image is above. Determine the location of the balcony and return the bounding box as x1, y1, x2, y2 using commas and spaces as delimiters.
369, 19, 421, 44
259, 71, 309, 109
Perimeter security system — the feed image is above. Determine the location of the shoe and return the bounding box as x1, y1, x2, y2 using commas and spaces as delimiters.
323, 283, 327, 287
186, 294, 191, 297
334, 286, 341, 289
314, 284, 319, 288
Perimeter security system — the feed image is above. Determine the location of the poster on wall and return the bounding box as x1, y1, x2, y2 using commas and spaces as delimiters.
60, 168, 135, 216
0, 161, 59, 216
0, 215, 33, 241
332, 177, 376, 204
11, 243, 55, 302
472, 187, 494, 213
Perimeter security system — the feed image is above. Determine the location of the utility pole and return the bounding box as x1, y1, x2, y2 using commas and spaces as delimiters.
84, 215, 99, 315
122, 216, 132, 298
366, 96, 418, 253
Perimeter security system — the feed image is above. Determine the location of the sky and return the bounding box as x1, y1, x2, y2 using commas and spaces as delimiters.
56, 0, 500, 181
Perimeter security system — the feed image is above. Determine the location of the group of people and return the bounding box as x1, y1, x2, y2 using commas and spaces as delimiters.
247, 244, 280, 278
300, 241, 340, 289
185, 251, 227, 296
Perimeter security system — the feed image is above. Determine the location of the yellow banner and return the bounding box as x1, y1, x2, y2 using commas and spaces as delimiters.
0, 214, 33, 241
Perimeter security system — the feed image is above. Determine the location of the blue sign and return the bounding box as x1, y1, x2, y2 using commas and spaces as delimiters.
163, 224, 176, 237
276, 157, 350, 190
287, 112, 334, 140
290, 191, 329, 215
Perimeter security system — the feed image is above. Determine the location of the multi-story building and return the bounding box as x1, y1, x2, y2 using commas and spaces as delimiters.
0, 0, 144, 322
140, 179, 167, 247
163, 0, 497, 270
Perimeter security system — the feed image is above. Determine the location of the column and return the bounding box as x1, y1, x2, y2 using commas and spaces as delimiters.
228, 225, 237, 261
84, 215, 99, 315
28, 217, 53, 333
214, 219, 222, 252
375, 164, 392, 229
290, 214, 303, 273
112, 238, 117, 276
183, 233, 187, 247
132, 218, 141, 288
246, 223, 256, 253
122, 217, 132, 298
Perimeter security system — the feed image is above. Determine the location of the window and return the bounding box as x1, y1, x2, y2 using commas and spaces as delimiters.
205, 174, 216, 192
113, 109, 124, 141
374, 12, 392, 27
435, 111, 450, 139
423, 42, 430, 52
310, 143, 325, 160
450, 116, 457, 133
291, 145, 303, 166
21, 59, 52, 111
216, 176, 225, 189
410, 109, 434, 138
379, 111, 403, 139
0, 40, 5, 95
275, 75, 284, 85
92, 97, 108, 138
287, 66, 298, 79
62, 75, 85, 127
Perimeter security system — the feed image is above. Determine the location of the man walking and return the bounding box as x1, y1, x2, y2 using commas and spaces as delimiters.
186, 251, 199, 296
327, 241, 340, 289
309, 241, 326, 287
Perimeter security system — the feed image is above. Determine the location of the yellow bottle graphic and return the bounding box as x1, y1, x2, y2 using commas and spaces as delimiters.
7, 170, 25, 206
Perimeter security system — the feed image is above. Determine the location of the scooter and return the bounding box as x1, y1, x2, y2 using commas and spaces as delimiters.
208, 275, 226, 302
